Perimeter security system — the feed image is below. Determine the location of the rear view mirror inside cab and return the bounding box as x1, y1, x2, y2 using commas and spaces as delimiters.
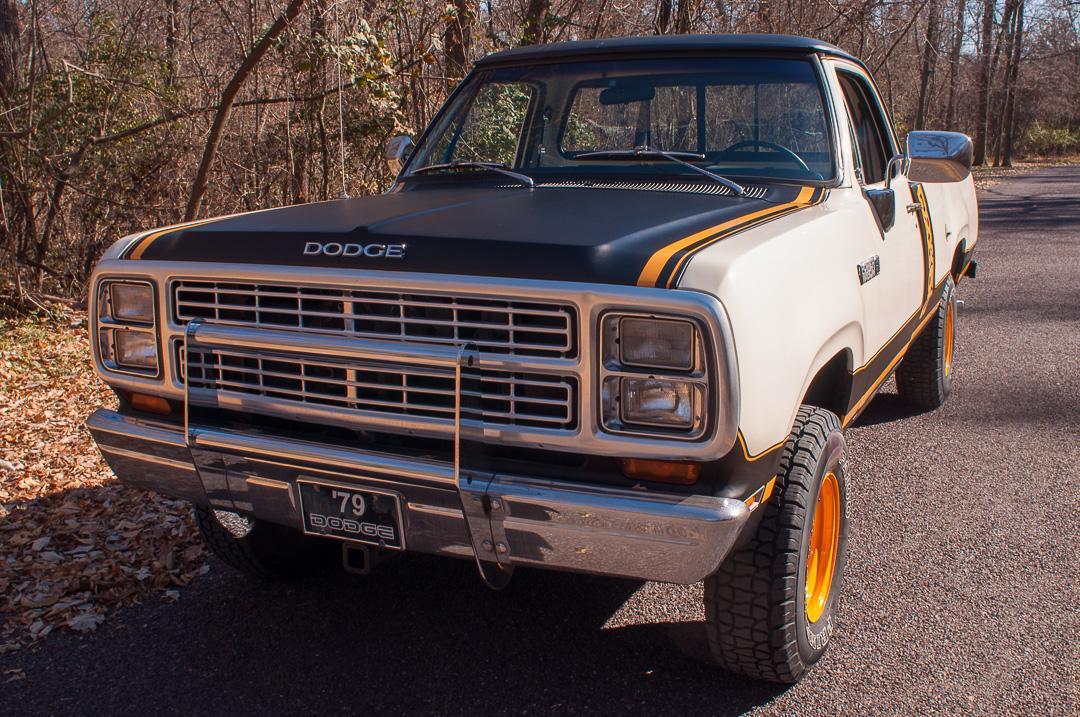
599, 83, 657, 105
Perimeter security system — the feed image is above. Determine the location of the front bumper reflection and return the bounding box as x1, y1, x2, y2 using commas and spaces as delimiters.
87, 408, 748, 584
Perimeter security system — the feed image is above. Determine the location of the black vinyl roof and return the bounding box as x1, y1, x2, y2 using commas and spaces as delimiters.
476, 34, 860, 68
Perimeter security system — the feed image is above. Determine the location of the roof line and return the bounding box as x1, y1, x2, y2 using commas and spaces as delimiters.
475, 34, 859, 68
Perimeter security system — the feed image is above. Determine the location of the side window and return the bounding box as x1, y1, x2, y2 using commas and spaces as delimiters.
430, 82, 535, 165
838, 72, 892, 185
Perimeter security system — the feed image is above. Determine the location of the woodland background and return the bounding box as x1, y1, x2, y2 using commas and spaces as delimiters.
0, 0, 1078, 305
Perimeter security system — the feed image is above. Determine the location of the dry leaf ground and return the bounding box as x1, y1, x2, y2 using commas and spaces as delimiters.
0, 310, 207, 653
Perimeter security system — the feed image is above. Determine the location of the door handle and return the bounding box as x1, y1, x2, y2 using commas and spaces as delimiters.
906, 202, 922, 213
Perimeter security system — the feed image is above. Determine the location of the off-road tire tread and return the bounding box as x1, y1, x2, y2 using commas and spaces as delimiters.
896, 279, 954, 408
194, 505, 303, 580
704, 405, 841, 683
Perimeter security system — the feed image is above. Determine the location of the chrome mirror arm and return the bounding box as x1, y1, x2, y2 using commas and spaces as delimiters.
884, 154, 909, 191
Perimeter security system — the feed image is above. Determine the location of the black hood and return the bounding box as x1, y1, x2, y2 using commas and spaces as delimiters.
128, 183, 824, 287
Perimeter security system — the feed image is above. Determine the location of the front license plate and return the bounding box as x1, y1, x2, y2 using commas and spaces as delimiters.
297, 481, 404, 550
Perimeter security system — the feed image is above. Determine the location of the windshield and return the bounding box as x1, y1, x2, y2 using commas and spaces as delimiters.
406, 57, 835, 183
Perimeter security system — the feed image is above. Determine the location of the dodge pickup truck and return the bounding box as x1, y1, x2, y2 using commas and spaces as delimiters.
86, 34, 978, 683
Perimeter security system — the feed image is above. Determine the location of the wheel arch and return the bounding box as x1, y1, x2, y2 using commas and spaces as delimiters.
790, 322, 862, 430
950, 236, 971, 282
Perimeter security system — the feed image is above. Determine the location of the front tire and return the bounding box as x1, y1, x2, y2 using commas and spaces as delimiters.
897, 278, 957, 409
194, 505, 334, 580
704, 406, 849, 683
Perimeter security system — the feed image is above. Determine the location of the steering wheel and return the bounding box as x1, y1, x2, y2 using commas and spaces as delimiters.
719, 140, 813, 173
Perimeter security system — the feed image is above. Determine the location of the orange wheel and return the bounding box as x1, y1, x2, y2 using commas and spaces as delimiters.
943, 299, 955, 377
805, 471, 841, 624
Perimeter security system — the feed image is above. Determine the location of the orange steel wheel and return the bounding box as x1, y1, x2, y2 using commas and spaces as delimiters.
944, 300, 955, 377
805, 471, 841, 623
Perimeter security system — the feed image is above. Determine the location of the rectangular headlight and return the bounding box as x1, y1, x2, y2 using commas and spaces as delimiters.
620, 378, 697, 428
99, 328, 158, 372
618, 317, 695, 370
113, 330, 158, 369
101, 281, 154, 324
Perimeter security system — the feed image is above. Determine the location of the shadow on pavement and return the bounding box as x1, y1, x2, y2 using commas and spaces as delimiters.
849, 389, 928, 428
1, 549, 789, 715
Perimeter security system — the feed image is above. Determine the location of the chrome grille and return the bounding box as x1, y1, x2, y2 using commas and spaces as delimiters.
173, 281, 576, 358
181, 345, 576, 430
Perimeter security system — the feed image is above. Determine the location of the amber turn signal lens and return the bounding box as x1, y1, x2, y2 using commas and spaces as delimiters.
618, 458, 702, 485
129, 392, 172, 415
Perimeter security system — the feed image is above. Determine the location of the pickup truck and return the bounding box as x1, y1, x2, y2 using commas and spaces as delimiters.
86, 34, 978, 683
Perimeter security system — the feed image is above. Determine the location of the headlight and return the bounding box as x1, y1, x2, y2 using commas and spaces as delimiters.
600, 312, 709, 438
106, 282, 154, 323
112, 330, 158, 369
617, 317, 695, 370
620, 378, 700, 428
96, 279, 158, 375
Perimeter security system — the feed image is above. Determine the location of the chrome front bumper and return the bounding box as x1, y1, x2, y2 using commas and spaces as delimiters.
88, 408, 750, 584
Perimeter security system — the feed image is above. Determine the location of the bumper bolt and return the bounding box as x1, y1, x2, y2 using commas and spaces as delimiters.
496, 542, 508, 555
490, 499, 502, 511
481, 539, 493, 552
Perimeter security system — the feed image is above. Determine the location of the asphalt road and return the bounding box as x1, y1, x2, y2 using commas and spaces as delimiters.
2, 167, 1077, 716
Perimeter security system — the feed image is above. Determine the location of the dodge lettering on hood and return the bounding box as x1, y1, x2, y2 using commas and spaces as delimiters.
86, 34, 978, 683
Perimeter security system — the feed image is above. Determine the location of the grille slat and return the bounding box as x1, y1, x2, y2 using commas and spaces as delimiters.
183, 346, 575, 429
174, 281, 576, 358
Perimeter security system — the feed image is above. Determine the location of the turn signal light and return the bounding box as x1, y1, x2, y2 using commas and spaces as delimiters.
129, 392, 172, 416
618, 458, 702, 485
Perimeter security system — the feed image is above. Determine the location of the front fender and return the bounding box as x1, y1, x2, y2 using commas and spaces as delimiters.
678, 202, 868, 455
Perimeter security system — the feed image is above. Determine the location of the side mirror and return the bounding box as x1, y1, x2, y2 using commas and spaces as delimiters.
385, 135, 414, 174
905, 130, 973, 183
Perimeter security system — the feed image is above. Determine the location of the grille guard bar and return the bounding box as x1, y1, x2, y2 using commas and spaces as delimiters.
183, 319, 516, 587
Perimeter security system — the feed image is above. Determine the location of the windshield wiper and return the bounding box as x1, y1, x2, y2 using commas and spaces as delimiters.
409, 161, 534, 188
575, 146, 746, 196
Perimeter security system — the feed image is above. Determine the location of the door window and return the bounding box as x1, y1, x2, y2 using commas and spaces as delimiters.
838, 72, 894, 185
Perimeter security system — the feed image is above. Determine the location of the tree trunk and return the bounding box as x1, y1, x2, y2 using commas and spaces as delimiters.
945, 0, 966, 131
184, 0, 307, 221
444, 0, 472, 80
675, 0, 696, 34
164, 0, 179, 86
987, 0, 1015, 165
1001, 0, 1024, 166
0, 0, 18, 92
915, 0, 941, 130
655, 0, 672, 34
520, 0, 549, 46
973, 0, 995, 165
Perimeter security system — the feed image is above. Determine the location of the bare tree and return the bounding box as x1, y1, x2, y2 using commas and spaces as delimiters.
521, 0, 550, 45
444, 0, 473, 78
1001, 0, 1026, 165
945, 0, 967, 130
915, 0, 943, 129
0, 0, 17, 92
974, 0, 996, 164
185, 0, 308, 221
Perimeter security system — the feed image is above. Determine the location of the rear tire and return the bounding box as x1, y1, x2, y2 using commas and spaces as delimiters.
194, 505, 334, 580
897, 278, 957, 409
704, 406, 849, 683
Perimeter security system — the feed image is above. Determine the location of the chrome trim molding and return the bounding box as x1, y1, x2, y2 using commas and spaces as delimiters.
90, 261, 741, 461
87, 408, 749, 584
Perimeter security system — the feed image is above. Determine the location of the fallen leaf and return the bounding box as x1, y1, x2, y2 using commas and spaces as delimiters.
66, 612, 104, 633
